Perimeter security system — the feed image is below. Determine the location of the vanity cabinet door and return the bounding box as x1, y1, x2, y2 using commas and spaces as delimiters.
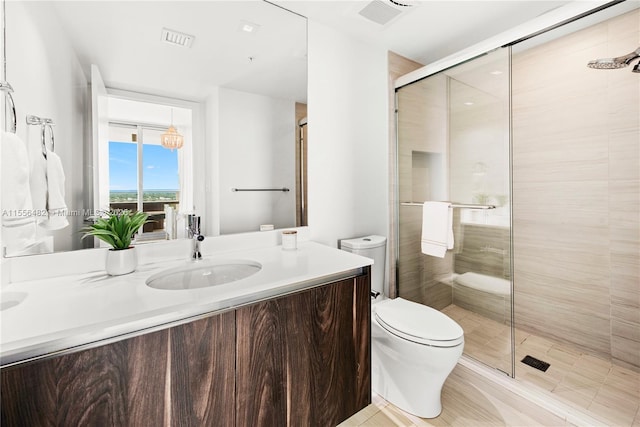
236, 270, 371, 427
169, 312, 236, 426
0, 311, 235, 427
1, 328, 169, 427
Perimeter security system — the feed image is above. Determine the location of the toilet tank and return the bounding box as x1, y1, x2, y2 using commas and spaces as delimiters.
340, 235, 386, 296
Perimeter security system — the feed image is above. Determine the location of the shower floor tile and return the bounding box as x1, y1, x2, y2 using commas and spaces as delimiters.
443, 304, 640, 427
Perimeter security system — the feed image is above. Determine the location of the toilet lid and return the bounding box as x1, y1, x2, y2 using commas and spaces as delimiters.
375, 298, 464, 347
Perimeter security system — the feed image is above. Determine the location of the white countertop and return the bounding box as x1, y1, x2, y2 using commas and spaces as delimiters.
0, 241, 372, 367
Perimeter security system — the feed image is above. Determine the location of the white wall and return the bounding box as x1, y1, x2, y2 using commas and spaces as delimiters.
5, 2, 87, 253
204, 87, 220, 237
307, 21, 389, 247
214, 87, 296, 234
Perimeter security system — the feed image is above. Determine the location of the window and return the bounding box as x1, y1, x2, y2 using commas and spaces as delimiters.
108, 123, 180, 240
94, 94, 194, 245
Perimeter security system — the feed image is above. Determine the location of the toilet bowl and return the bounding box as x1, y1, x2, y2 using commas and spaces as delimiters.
371, 297, 463, 418
340, 235, 464, 419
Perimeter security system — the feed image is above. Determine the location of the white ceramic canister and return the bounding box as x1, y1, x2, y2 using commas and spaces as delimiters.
282, 230, 297, 250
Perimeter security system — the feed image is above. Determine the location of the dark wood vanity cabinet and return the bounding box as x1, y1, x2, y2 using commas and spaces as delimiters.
236, 271, 371, 427
1, 269, 370, 427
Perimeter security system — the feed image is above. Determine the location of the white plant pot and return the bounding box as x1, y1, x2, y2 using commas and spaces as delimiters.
106, 247, 137, 276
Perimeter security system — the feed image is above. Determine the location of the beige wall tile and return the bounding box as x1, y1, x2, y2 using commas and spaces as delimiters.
513, 8, 639, 368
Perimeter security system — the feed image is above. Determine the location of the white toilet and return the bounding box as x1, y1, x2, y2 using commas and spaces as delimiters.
341, 235, 464, 419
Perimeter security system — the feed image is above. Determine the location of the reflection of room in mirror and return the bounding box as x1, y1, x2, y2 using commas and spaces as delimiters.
2, 0, 307, 256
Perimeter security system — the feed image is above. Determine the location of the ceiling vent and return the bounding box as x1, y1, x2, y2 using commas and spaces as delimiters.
358, 1, 401, 25
161, 28, 195, 48
358, 0, 415, 26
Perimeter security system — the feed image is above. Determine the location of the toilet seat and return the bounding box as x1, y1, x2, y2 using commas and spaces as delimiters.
375, 298, 464, 347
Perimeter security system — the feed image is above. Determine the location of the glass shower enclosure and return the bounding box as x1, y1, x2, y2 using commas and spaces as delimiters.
395, 4, 640, 419
395, 48, 513, 376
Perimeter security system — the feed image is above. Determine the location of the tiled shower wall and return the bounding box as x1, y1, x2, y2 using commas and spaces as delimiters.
396, 74, 456, 309
512, 9, 640, 369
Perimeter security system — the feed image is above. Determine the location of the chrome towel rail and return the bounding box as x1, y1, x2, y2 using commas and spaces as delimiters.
25, 114, 54, 126
232, 188, 290, 192
1, 81, 16, 133
26, 114, 55, 159
401, 202, 496, 210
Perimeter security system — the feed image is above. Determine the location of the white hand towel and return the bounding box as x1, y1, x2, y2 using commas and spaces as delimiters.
1, 132, 34, 214
39, 151, 69, 230
1, 132, 38, 253
421, 201, 454, 258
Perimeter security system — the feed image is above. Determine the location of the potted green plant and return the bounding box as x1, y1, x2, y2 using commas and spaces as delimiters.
82, 209, 149, 276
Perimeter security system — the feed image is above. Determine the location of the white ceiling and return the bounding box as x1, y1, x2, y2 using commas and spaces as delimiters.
47, 0, 574, 103
277, 0, 571, 65
49, 1, 307, 102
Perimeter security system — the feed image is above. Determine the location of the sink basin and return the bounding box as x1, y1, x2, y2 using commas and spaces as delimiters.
146, 259, 262, 290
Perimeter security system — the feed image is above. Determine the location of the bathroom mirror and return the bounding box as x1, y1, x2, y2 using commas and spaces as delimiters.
2, 0, 307, 256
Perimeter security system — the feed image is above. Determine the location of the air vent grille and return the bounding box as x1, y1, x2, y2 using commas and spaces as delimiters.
358, 0, 403, 26
161, 28, 195, 48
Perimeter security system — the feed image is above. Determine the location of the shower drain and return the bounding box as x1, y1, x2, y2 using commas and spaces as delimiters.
521, 355, 550, 372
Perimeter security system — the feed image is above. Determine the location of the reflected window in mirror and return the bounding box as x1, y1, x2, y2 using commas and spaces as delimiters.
108, 123, 182, 241
96, 96, 194, 245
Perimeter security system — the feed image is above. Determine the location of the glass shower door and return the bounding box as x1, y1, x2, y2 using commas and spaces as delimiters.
396, 47, 513, 375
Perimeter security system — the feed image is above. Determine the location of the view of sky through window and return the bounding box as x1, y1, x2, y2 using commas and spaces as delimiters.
109, 141, 179, 202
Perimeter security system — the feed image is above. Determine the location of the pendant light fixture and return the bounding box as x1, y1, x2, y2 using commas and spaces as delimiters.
161, 108, 184, 150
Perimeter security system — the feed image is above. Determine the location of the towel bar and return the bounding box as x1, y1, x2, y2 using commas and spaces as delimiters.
400, 202, 496, 210
1, 81, 17, 133
26, 115, 55, 159
40, 123, 54, 159
232, 188, 290, 192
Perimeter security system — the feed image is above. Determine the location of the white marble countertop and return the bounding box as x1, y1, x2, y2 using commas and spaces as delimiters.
0, 241, 372, 367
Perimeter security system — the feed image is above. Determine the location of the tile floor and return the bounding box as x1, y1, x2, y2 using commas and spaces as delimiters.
342, 304, 640, 426
339, 364, 569, 426
442, 304, 640, 427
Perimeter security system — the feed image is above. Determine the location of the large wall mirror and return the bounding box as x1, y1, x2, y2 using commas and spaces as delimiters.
2, 1, 307, 256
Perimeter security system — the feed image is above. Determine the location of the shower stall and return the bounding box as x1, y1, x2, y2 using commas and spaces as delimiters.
395, 2, 639, 423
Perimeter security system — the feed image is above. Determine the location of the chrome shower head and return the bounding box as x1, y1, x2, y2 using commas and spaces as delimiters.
587, 47, 640, 70
587, 58, 631, 69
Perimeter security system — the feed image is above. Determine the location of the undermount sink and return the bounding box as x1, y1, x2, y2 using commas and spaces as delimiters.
146, 259, 262, 290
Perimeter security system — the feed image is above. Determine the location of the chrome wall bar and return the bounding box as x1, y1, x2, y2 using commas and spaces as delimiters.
26, 114, 54, 126
1, 81, 16, 133
401, 202, 496, 210
232, 188, 290, 192
26, 114, 55, 159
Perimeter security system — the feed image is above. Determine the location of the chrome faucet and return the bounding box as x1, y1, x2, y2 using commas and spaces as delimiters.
187, 214, 204, 260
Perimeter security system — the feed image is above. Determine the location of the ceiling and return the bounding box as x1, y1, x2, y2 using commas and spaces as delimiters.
277, 0, 571, 65
46, 0, 573, 102
48, 1, 307, 102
